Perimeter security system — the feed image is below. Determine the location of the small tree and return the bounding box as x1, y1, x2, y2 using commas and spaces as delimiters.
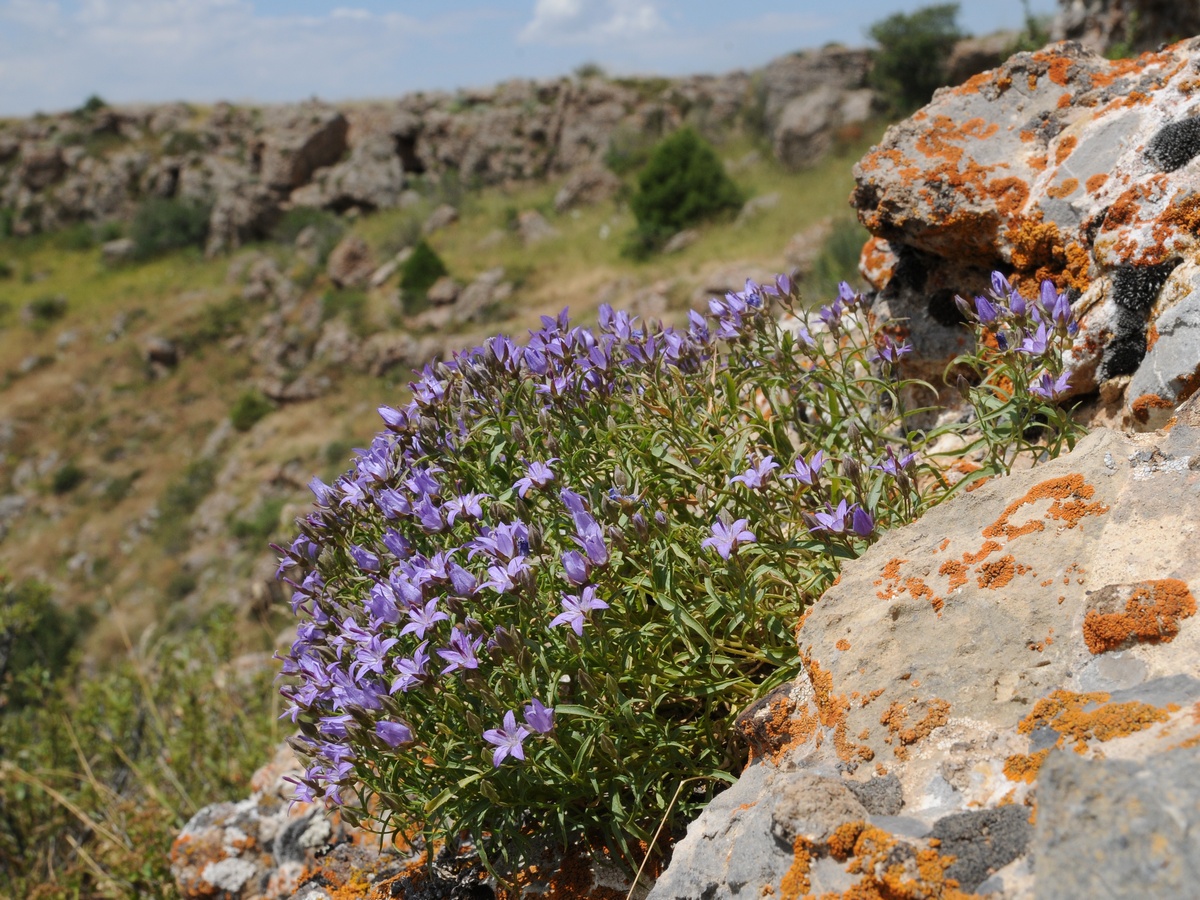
867, 3, 963, 114
400, 239, 449, 298
625, 128, 743, 258
129, 197, 210, 260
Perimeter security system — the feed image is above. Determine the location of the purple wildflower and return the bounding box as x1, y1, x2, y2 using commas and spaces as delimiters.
523, 699, 555, 734
391, 642, 430, 693
444, 492, 487, 525
353, 634, 398, 679
550, 586, 610, 636
448, 562, 478, 597
561, 549, 590, 586
483, 556, 530, 594
366, 583, 400, 626
811, 499, 851, 534
376, 720, 413, 747
870, 447, 917, 478
851, 505, 876, 537
483, 711, 530, 767
401, 599, 449, 639
376, 488, 411, 519
783, 450, 825, 487
1019, 323, 1050, 356
349, 544, 380, 573
515, 459, 558, 498
871, 336, 912, 365
701, 518, 756, 559
974, 294, 998, 324
437, 627, 483, 674
1030, 370, 1071, 400
382, 529, 413, 560
413, 495, 445, 534
730, 455, 779, 490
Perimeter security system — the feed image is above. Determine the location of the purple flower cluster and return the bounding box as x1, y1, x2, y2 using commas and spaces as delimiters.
957, 274, 1079, 402
274, 286, 794, 807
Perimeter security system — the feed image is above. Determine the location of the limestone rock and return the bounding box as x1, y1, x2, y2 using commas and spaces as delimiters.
652, 413, 1200, 899
1051, 0, 1200, 56
425, 275, 461, 306
259, 105, 348, 191
290, 133, 405, 212
517, 209, 558, 246
553, 164, 621, 213
422, 203, 459, 235
851, 38, 1200, 421
326, 234, 375, 289
775, 86, 875, 169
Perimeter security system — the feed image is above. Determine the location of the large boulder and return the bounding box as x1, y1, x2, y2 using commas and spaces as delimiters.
852, 38, 1200, 422
652, 397, 1200, 899
1052, 0, 1200, 55
259, 104, 349, 191
290, 132, 405, 212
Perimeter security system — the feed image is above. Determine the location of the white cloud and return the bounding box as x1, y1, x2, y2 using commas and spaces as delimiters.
519, 0, 666, 45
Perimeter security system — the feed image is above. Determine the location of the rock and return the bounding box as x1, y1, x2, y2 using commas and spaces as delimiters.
1051, 0, 1200, 56
18, 143, 66, 191
290, 133, 405, 212
422, 203, 459, 235
169, 743, 364, 900
851, 38, 1200, 420
775, 86, 875, 169
945, 32, 1021, 86
652, 413, 1200, 899
553, 164, 622, 213
784, 217, 835, 275
425, 275, 461, 306
142, 336, 179, 368
662, 229, 699, 254
362, 332, 421, 377
368, 256, 400, 288
205, 182, 278, 256
734, 191, 780, 228
517, 209, 558, 246
456, 267, 510, 323
325, 234, 375, 289
259, 104, 349, 191
101, 237, 135, 265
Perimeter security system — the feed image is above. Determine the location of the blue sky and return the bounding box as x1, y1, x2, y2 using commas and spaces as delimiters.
0, 1, 1058, 117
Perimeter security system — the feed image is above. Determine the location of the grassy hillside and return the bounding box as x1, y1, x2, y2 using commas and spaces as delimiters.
0, 121, 885, 897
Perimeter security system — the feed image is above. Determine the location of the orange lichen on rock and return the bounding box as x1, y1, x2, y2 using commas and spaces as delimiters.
779, 836, 813, 900
986, 176, 1031, 217
982, 473, 1108, 541
1082, 578, 1197, 654
976, 555, 1017, 590
744, 691, 821, 765
939, 559, 968, 592
836, 638, 851, 652
880, 699, 952, 759
1046, 178, 1079, 200
1018, 689, 1170, 752
1054, 135, 1078, 165
1003, 748, 1051, 783
802, 653, 874, 764
1130, 392, 1175, 423
827, 820, 867, 861
1086, 173, 1108, 193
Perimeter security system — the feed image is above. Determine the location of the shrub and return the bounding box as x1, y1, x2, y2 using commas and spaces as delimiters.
272, 205, 346, 266
76, 94, 108, 116
231, 496, 286, 545
24, 294, 68, 330
156, 457, 219, 552
0, 207, 15, 238
50, 462, 85, 495
129, 196, 211, 260
867, 3, 963, 114
230, 389, 274, 432
277, 273, 1083, 879
625, 128, 743, 258
321, 287, 369, 335
399, 239, 449, 299
0, 259, 14, 280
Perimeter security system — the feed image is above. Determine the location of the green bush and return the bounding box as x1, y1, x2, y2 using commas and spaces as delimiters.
25, 294, 68, 330
399, 239, 449, 299
230, 389, 274, 432
625, 128, 743, 258
0, 207, 15, 239
174, 297, 250, 352
272, 205, 346, 267
230, 496, 286, 545
0, 259, 13, 280
129, 196, 211, 260
50, 462, 85, 495
867, 3, 963, 114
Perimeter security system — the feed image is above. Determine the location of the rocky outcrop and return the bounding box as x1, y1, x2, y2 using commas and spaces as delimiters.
1052, 0, 1200, 55
652, 396, 1200, 899
0, 44, 899, 244
851, 38, 1200, 425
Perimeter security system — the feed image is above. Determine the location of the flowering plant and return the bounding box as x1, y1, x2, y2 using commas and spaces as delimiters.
274, 272, 1079, 877
949, 274, 1086, 478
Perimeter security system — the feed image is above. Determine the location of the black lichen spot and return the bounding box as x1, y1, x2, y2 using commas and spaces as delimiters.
929, 806, 1032, 893
1112, 261, 1179, 314
928, 289, 969, 328
1146, 117, 1200, 172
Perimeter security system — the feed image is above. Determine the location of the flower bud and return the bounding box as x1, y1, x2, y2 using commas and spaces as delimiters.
614, 469, 629, 489
695, 483, 709, 507
607, 524, 628, 552
528, 524, 544, 555
632, 512, 649, 542
577, 667, 598, 694
956, 374, 972, 400
607, 415, 618, 433
465, 709, 482, 734
599, 734, 619, 758
846, 421, 860, 445
545, 435, 560, 455
557, 674, 572, 702
842, 455, 861, 482
510, 422, 526, 446
538, 408, 552, 430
